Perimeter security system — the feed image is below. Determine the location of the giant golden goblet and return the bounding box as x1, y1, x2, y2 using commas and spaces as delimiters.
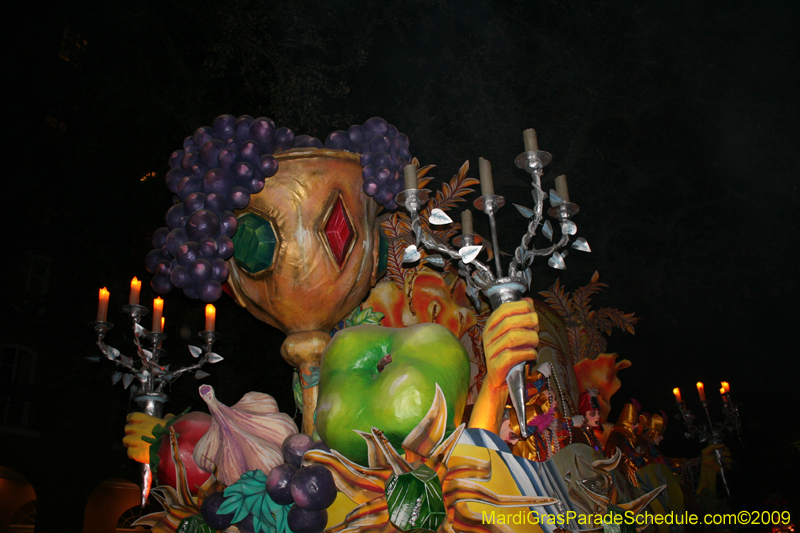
225, 148, 380, 434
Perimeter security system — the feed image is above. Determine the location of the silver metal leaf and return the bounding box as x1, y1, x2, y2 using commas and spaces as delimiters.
120, 355, 132, 367
549, 189, 566, 207
542, 220, 553, 241
513, 203, 536, 219
163, 364, 170, 371
134, 323, 146, 337
142, 349, 153, 359
548, 251, 567, 270
428, 208, 453, 225
188, 345, 203, 359
207, 352, 224, 364
402, 244, 421, 263
572, 237, 591, 252
424, 254, 445, 268
105, 346, 120, 360
122, 373, 134, 389
195, 370, 210, 380
563, 220, 577, 235
458, 245, 483, 264
111, 372, 122, 385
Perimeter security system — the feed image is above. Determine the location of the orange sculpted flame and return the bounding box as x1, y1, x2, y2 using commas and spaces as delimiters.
574, 353, 632, 423
363, 269, 477, 339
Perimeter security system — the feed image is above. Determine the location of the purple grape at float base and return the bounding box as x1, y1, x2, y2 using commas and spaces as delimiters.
265, 463, 298, 506
287, 505, 328, 533
200, 491, 235, 531
282, 433, 315, 468
290, 464, 337, 511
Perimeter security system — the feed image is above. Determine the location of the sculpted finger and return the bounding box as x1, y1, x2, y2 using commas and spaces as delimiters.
486, 300, 538, 330
485, 313, 540, 345
486, 328, 540, 363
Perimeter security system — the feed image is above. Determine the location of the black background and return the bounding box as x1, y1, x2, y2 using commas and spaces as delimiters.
4, 0, 799, 526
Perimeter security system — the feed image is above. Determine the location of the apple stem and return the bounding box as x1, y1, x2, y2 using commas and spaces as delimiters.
377, 354, 393, 373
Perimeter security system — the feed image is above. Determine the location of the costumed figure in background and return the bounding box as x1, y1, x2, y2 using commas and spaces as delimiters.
638, 411, 685, 474
571, 388, 605, 456
500, 362, 574, 461
604, 400, 647, 485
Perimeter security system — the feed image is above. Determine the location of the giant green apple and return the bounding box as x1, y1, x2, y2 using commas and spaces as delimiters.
315, 323, 471, 465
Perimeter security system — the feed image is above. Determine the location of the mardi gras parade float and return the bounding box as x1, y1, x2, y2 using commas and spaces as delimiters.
90, 115, 742, 533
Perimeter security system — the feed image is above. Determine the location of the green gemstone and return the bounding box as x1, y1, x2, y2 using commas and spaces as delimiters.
231, 213, 277, 273
385, 464, 446, 532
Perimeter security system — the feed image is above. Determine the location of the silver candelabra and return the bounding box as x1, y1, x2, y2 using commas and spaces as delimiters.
397, 128, 591, 438
90, 303, 222, 505
676, 390, 742, 498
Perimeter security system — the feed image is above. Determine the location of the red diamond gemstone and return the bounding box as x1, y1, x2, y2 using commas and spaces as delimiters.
324, 198, 354, 268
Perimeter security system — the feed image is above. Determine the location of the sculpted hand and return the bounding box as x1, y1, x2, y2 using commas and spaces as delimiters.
482, 298, 539, 391
469, 298, 539, 433
122, 411, 175, 464
697, 443, 731, 494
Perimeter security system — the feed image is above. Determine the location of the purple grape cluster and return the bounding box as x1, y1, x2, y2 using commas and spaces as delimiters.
263, 433, 336, 533
147, 115, 411, 300
326, 117, 412, 211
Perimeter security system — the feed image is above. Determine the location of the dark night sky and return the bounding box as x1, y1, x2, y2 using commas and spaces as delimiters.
6, 0, 800, 515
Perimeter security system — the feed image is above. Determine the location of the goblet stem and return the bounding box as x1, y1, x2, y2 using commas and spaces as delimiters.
280, 331, 330, 435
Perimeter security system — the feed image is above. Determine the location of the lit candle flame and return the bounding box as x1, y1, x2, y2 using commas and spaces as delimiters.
696, 381, 706, 402
97, 287, 110, 322
673, 387, 682, 403
205, 304, 216, 332
152, 297, 164, 333
129, 277, 142, 306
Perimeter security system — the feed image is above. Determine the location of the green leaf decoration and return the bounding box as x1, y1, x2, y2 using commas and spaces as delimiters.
176, 514, 215, 533
301, 366, 320, 389
292, 370, 304, 413
148, 407, 191, 480
345, 306, 385, 327
220, 469, 290, 533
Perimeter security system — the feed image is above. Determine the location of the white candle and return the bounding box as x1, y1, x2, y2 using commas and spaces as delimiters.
205, 304, 216, 332
478, 157, 494, 197
97, 288, 110, 322
403, 164, 418, 190
555, 175, 570, 202
523, 128, 539, 152
461, 210, 473, 236
152, 297, 164, 333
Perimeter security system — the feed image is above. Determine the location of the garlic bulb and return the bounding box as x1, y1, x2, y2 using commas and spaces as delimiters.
193, 384, 298, 486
